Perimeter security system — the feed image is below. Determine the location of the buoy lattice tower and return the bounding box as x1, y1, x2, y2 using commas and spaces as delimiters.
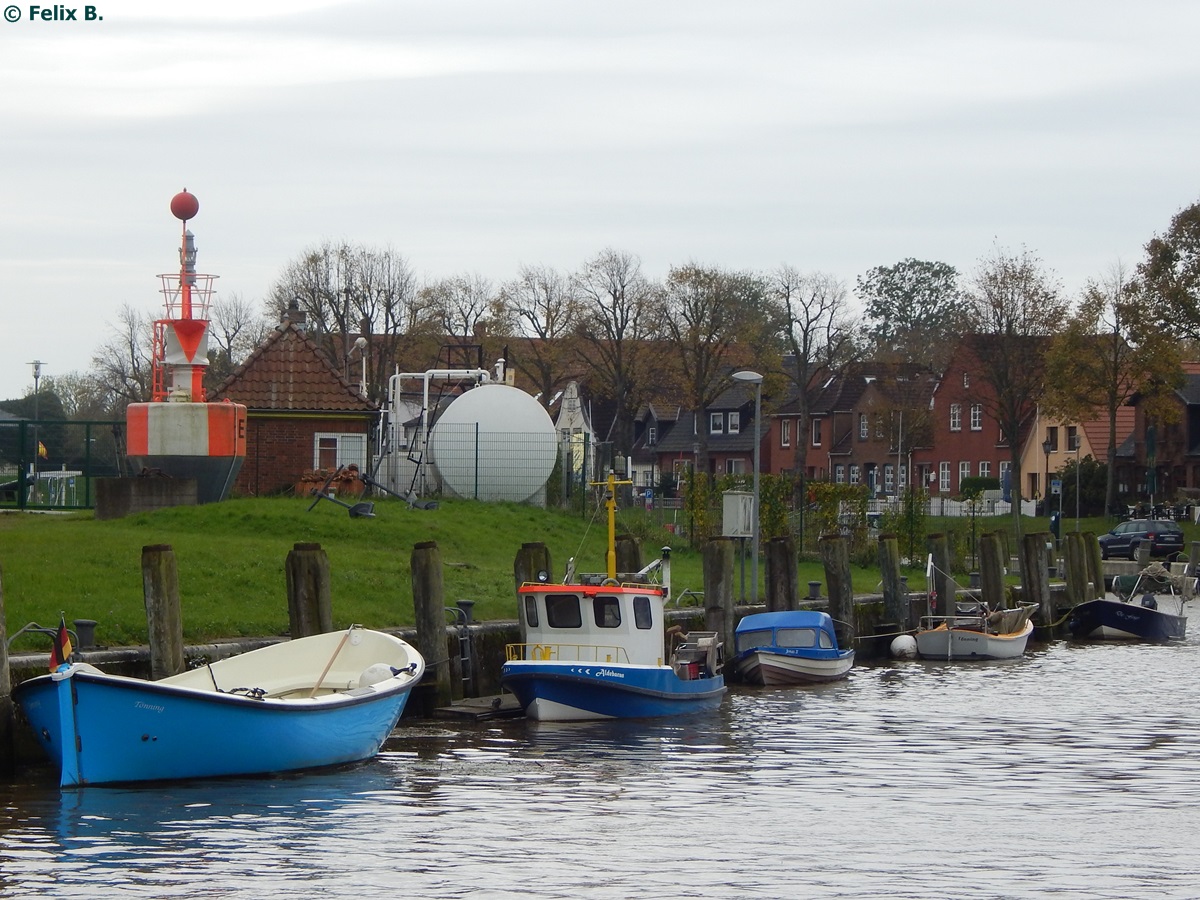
125, 190, 247, 502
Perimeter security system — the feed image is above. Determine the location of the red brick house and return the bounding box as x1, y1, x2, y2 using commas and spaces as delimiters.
209, 311, 378, 497
771, 364, 936, 495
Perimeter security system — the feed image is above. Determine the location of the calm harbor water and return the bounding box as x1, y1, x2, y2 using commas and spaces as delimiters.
3, 621, 1200, 899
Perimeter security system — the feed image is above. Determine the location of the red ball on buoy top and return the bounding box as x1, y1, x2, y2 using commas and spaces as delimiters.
170, 189, 199, 222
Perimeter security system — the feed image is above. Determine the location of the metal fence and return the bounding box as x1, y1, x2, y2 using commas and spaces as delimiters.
0, 420, 124, 511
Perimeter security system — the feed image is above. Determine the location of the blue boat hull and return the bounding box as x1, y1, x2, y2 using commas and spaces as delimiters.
501, 661, 725, 721
1067, 597, 1186, 642
15, 667, 416, 788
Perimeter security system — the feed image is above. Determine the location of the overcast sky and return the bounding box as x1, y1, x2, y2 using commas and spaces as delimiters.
2, 0, 1198, 400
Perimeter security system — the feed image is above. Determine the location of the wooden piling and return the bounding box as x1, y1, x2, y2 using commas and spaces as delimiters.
877, 533, 907, 629
1083, 532, 1104, 599
979, 531, 1007, 610
0, 561, 13, 777
513, 542, 552, 592
927, 533, 953, 617
285, 542, 333, 638
141, 544, 185, 680
615, 534, 642, 577
412, 541, 453, 709
703, 537, 735, 662
1020, 532, 1054, 625
765, 535, 798, 612
819, 534, 855, 648
1186, 541, 1200, 601
1063, 532, 1089, 608
513, 542, 551, 644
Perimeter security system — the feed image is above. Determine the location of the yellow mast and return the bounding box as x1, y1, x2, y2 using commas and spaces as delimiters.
592, 471, 632, 581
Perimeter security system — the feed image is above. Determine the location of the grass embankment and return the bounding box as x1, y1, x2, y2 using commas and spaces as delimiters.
0, 497, 1165, 652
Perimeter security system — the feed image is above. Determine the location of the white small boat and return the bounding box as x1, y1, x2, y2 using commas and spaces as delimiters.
14, 626, 425, 788
732, 610, 854, 685
914, 604, 1036, 661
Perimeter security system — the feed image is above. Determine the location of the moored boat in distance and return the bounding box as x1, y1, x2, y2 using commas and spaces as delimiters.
732, 610, 854, 685
14, 626, 425, 788
500, 472, 726, 721
1067, 563, 1190, 642
914, 603, 1036, 661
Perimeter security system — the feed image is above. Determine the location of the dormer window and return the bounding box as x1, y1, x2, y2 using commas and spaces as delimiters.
728, 412, 740, 434
647, 425, 657, 446
710, 412, 723, 434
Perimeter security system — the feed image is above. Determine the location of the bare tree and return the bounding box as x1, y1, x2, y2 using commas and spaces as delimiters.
772, 266, 857, 507
964, 244, 1068, 538
495, 264, 581, 409
659, 264, 775, 473
206, 291, 271, 391
90, 303, 154, 409
571, 249, 662, 457
423, 273, 499, 338
268, 242, 435, 400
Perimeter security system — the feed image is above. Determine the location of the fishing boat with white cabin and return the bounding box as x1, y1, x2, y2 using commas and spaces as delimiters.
500, 473, 726, 721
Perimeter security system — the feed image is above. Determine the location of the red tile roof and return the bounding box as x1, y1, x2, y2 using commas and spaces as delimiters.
209, 322, 376, 412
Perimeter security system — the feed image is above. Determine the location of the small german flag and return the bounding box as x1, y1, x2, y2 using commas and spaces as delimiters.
49, 614, 72, 672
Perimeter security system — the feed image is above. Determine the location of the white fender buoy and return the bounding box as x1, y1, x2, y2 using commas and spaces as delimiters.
359, 663, 398, 687
890, 634, 918, 660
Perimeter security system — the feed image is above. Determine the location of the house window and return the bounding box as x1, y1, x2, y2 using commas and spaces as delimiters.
859, 414, 868, 440
710, 413, 723, 434
963, 372, 970, 388
939, 461, 951, 492
884, 464, 894, 493
899, 465, 907, 488
726, 458, 746, 475
1067, 426, 1079, 451
813, 419, 822, 446
835, 464, 845, 484
874, 413, 885, 440
647, 425, 657, 446
950, 403, 962, 432
979, 461, 991, 479
970, 404, 982, 431
728, 412, 740, 434
850, 464, 860, 485
1047, 426, 1058, 452
781, 420, 792, 448
999, 460, 1011, 488
314, 432, 367, 471
959, 461, 970, 487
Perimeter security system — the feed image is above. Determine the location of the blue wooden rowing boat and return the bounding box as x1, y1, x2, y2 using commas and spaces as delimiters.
14, 627, 425, 788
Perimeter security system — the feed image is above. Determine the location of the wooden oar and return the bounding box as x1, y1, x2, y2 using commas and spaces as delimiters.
309, 627, 355, 698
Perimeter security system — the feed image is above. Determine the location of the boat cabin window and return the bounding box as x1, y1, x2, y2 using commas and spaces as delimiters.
545, 594, 583, 628
736, 628, 774, 653
819, 630, 833, 649
777, 627, 817, 649
633, 596, 653, 630
523, 596, 539, 628
593, 596, 621, 628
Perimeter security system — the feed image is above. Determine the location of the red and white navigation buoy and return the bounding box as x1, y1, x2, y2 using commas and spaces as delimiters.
125, 190, 247, 502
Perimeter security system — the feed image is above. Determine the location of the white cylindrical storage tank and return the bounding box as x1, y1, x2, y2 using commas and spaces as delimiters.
428, 384, 557, 503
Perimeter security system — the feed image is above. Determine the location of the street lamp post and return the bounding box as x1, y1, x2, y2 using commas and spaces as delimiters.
732, 370, 763, 603
1041, 437, 1052, 516
28, 360, 45, 503
1080, 441, 1089, 532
